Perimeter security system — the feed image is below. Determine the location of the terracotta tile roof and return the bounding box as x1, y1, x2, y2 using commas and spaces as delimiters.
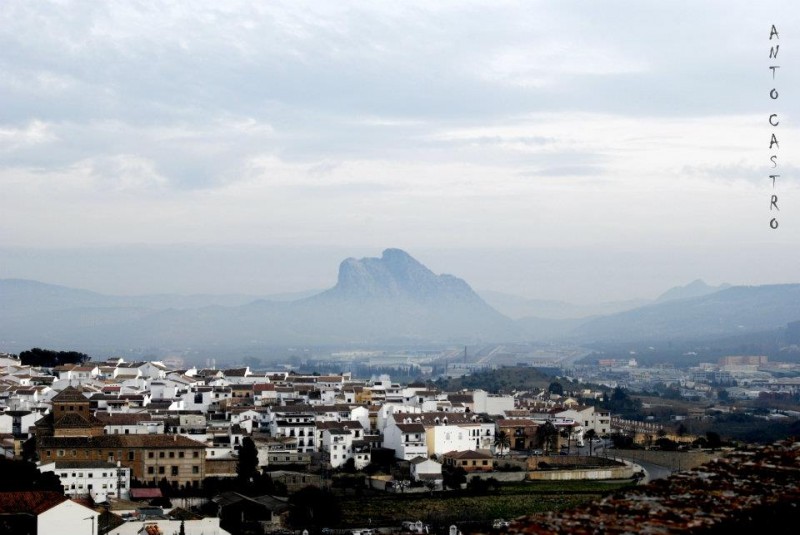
130, 488, 163, 499
95, 412, 154, 425
395, 423, 426, 433
53, 412, 104, 428
0, 491, 69, 515
39, 433, 207, 449
51, 385, 90, 403
444, 450, 493, 460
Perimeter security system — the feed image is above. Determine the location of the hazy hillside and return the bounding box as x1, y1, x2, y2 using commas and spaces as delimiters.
655, 279, 731, 303
569, 284, 800, 343
480, 290, 649, 320
0, 249, 523, 353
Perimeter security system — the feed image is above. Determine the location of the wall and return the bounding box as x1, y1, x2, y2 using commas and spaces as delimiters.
38, 500, 97, 535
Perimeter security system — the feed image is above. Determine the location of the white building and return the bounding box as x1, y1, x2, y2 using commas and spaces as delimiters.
382, 421, 428, 460
555, 406, 612, 436
108, 518, 231, 535
399, 412, 494, 457
472, 389, 515, 416
0, 491, 100, 535
409, 456, 443, 484
39, 460, 131, 502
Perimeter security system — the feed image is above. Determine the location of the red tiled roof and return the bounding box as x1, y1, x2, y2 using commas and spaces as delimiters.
51, 386, 90, 403
0, 491, 69, 515
130, 488, 163, 499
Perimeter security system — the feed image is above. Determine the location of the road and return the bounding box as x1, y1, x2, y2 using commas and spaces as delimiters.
571, 440, 673, 483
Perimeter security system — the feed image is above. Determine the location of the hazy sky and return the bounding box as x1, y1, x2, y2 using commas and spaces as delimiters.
1, 1, 799, 304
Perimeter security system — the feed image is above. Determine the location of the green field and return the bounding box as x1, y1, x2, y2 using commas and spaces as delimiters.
337, 480, 635, 530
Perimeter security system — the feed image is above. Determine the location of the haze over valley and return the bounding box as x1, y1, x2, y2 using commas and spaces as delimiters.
3, 249, 799, 369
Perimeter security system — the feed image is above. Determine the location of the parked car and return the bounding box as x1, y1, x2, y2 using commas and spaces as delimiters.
402, 521, 429, 534
493, 519, 511, 529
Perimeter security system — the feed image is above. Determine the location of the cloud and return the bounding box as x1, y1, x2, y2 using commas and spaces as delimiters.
1, 0, 799, 300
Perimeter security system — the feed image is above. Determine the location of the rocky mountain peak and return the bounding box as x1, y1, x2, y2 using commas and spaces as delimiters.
330, 248, 476, 301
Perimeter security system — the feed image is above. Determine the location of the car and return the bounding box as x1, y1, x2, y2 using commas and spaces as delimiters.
402, 521, 429, 534
493, 519, 511, 529
531, 449, 543, 456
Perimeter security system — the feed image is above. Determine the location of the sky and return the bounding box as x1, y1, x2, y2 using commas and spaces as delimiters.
1, 1, 799, 304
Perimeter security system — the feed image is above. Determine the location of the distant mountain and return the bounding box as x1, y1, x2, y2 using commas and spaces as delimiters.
0, 249, 523, 353
655, 279, 731, 303
479, 290, 650, 320
569, 284, 800, 343
0, 278, 293, 316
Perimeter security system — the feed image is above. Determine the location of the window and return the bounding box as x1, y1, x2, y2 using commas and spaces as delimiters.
169, 451, 175, 458
192, 466, 199, 474
57, 450, 64, 457
193, 452, 199, 458
128, 451, 134, 461
147, 467, 154, 475
148, 452, 154, 459
159, 452, 165, 458
178, 452, 184, 458
171, 466, 179, 476
158, 466, 165, 475
46, 450, 52, 458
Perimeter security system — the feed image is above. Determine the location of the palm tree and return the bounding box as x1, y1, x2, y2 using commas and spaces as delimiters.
494, 430, 511, 457
536, 422, 558, 455
585, 429, 598, 455
560, 428, 571, 454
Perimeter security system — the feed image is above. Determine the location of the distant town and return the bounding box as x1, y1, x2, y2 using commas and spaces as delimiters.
0, 344, 798, 535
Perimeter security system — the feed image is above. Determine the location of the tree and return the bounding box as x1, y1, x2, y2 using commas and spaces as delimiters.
536, 422, 559, 455
706, 431, 723, 451
493, 430, 511, 457
560, 428, 571, 454
442, 465, 467, 490
676, 423, 688, 438
585, 429, 598, 455
548, 382, 564, 396
0, 459, 63, 492
236, 437, 259, 487
19, 347, 89, 367
288, 486, 341, 529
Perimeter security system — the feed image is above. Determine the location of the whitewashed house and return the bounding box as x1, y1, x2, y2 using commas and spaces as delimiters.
39, 460, 131, 502
0, 491, 100, 535
382, 421, 428, 460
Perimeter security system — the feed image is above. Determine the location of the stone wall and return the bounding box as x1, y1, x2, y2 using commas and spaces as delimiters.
610, 449, 725, 472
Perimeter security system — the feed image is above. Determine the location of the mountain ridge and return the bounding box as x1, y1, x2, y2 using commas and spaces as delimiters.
0, 249, 522, 352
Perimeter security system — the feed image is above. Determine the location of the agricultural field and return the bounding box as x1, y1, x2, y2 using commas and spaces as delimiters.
337, 480, 635, 531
